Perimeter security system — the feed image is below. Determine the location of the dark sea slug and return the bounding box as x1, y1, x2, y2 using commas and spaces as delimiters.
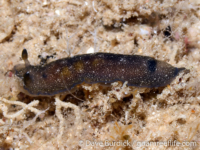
13, 49, 187, 96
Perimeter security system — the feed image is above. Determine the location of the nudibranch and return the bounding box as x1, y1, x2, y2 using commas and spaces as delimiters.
13, 49, 187, 96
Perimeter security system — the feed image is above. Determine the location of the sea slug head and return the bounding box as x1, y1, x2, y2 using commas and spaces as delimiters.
13, 49, 31, 80
13, 49, 66, 96
13, 48, 39, 91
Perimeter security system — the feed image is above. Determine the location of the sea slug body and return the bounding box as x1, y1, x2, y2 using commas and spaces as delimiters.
13, 49, 187, 96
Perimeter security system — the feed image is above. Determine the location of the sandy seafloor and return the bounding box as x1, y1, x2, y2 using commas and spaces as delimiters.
1, 0, 200, 149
